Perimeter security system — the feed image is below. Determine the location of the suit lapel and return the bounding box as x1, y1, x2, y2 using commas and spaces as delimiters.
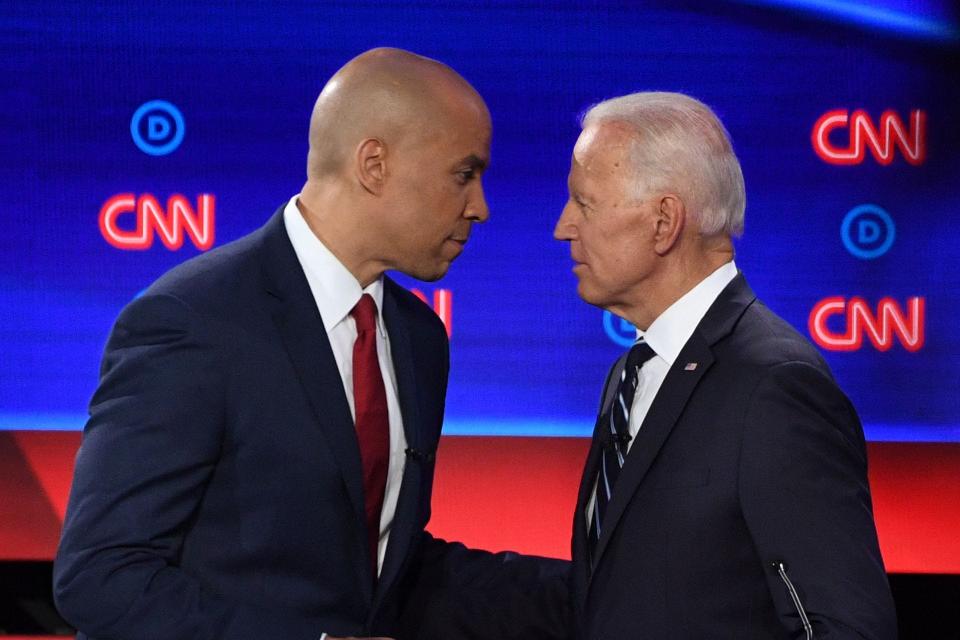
589, 335, 714, 570
573, 352, 629, 601
371, 282, 423, 607
258, 206, 372, 598
572, 415, 604, 604
586, 274, 756, 575
270, 299, 365, 518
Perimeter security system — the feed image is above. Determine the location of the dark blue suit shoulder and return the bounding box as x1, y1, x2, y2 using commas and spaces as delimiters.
141, 229, 266, 319
719, 300, 833, 378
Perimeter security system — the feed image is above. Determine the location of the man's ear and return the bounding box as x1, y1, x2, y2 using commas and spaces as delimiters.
653, 194, 686, 256
355, 137, 387, 195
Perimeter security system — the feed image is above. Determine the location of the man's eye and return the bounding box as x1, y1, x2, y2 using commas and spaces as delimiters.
457, 170, 475, 183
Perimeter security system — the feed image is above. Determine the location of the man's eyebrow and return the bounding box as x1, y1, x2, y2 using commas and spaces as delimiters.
457, 154, 488, 171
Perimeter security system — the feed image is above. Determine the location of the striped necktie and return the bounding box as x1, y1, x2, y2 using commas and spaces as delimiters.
588, 337, 656, 561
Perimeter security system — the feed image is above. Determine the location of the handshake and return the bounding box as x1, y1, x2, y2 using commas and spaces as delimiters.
53, 48, 896, 640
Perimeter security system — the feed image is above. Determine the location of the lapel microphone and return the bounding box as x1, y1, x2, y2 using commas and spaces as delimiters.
599, 430, 632, 451
405, 447, 435, 462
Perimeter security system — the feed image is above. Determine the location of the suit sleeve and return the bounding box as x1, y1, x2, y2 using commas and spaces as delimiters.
53, 294, 323, 639
738, 361, 897, 640
384, 295, 571, 640
398, 532, 572, 640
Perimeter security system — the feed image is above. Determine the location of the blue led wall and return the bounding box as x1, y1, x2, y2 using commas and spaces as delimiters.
2, 1, 958, 441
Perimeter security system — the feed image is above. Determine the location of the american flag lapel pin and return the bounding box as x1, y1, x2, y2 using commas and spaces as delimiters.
684, 362, 698, 371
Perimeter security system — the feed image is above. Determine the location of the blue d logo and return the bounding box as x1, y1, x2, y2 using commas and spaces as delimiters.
131, 100, 185, 156
603, 311, 636, 347
147, 115, 171, 140
841, 204, 895, 260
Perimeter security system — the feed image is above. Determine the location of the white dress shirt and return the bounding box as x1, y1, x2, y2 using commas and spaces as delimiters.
283, 195, 407, 576
586, 261, 738, 528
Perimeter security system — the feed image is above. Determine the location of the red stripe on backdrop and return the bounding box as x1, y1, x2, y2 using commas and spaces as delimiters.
428, 436, 586, 559
11, 431, 77, 521
426, 437, 960, 574
868, 442, 960, 574
0, 432, 64, 560
0, 432, 958, 573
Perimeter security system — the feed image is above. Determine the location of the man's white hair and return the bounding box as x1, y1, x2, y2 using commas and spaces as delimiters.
581, 91, 745, 237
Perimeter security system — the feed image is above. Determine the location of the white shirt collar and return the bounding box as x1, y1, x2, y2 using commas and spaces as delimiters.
638, 261, 738, 366
283, 195, 385, 335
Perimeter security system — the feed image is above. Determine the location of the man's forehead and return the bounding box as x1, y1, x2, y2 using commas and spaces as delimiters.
421, 109, 490, 161
572, 121, 634, 175
451, 124, 491, 166
448, 99, 491, 139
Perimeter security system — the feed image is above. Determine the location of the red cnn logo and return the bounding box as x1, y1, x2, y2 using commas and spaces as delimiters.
808, 296, 925, 352
411, 288, 452, 337
99, 193, 215, 250
811, 109, 926, 166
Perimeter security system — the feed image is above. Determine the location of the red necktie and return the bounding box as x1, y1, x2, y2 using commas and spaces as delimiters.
350, 294, 390, 580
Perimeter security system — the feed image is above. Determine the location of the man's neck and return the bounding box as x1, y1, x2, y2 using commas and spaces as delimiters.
297, 186, 388, 288
620, 250, 733, 331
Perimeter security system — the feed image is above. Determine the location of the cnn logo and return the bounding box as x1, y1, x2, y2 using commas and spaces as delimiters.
99, 193, 215, 251
812, 109, 926, 166
808, 296, 925, 352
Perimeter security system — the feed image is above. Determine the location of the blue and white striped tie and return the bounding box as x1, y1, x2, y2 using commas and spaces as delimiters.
588, 337, 656, 561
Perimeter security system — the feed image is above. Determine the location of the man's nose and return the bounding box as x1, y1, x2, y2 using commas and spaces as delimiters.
554, 202, 576, 240
465, 180, 490, 222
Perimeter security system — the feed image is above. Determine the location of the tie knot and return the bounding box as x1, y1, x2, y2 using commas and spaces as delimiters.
351, 294, 378, 334
626, 338, 655, 371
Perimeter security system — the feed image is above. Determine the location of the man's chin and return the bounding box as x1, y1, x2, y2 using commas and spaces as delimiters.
404, 261, 450, 283
576, 281, 606, 308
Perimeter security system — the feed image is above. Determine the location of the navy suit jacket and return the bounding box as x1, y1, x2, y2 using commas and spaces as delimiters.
54, 206, 522, 639
571, 275, 897, 639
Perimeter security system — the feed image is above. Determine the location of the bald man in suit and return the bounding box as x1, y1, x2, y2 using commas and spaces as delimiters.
55, 48, 566, 640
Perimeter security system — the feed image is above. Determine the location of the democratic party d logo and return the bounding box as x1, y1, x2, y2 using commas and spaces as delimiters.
841, 204, 895, 260
131, 100, 184, 156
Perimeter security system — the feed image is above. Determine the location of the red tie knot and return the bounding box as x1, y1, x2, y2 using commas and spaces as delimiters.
351, 293, 378, 334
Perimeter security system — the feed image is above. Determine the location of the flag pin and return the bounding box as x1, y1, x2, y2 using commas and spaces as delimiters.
684, 362, 698, 371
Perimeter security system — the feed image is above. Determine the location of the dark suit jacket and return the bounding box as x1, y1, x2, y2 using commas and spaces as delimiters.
54, 206, 558, 639
571, 275, 897, 640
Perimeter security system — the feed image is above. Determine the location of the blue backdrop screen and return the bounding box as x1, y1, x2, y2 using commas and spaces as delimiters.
2, 1, 958, 441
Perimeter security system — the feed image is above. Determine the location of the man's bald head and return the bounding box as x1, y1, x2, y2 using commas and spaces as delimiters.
306, 47, 489, 179
296, 48, 491, 287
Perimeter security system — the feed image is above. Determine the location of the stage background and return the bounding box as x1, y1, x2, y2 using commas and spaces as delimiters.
1, 0, 959, 634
